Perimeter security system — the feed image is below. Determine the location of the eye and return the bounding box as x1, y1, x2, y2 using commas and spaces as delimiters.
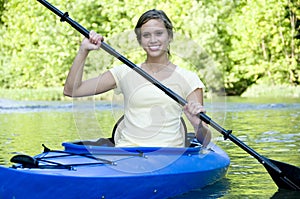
155, 31, 163, 36
142, 32, 151, 38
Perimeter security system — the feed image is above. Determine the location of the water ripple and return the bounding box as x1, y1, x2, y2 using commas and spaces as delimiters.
223, 102, 300, 112
0, 99, 119, 113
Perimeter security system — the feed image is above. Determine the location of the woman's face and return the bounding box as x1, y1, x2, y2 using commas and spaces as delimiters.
140, 19, 170, 59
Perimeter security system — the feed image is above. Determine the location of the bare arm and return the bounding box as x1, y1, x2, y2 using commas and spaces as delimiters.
183, 88, 212, 147
63, 31, 116, 97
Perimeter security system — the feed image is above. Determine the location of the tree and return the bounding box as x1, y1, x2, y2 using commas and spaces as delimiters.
223, 0, 300, 95
0, 0, 298, 96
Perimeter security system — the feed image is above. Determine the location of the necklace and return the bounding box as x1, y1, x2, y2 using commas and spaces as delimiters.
144, 61, 171, 75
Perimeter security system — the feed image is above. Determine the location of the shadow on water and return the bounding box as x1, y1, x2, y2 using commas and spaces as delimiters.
271, 189, 300, 199
171, 178, 231, 199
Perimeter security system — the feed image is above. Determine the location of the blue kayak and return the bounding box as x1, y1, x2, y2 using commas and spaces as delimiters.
0, 142, 230, 199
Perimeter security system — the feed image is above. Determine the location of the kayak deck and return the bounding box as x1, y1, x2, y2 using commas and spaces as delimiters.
0, 143, 230, 199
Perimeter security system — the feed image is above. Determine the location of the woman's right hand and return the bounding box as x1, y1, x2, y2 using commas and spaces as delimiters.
81, 30, 103, 51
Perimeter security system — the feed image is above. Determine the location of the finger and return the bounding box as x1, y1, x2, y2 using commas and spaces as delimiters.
197, 106, 206, 114
89, 31, 100, 44
89, 31, 96, 40
191, 104, 205, 114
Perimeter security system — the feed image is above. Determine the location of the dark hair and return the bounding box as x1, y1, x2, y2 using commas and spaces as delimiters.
134, 9, 174, 45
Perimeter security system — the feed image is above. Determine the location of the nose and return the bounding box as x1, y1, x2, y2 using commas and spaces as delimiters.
150, 34, 158, 43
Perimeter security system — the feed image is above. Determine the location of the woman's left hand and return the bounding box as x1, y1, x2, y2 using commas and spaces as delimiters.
183, 101, 206, 130
183, 101, 211, 147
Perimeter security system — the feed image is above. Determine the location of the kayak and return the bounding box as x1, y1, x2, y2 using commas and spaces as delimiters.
0, 140, 230, 199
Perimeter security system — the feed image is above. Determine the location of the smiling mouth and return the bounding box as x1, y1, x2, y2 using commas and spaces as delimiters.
148, 45, 160, 51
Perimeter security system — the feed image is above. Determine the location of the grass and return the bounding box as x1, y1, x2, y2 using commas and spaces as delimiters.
241, 84, 300, 98
0, 87, 66, 101
0, 84, 299, 101
0, 87, 113, 101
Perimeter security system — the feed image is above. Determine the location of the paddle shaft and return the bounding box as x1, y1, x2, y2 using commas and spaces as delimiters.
37, 0, 299, 190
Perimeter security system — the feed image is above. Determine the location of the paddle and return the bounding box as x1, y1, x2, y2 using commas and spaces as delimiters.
37, 0, 300, 191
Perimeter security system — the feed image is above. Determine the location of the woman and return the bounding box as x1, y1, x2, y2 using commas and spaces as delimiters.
64, 9, 211, 147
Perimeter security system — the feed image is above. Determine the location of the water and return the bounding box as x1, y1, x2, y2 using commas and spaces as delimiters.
0, 97, 299, 198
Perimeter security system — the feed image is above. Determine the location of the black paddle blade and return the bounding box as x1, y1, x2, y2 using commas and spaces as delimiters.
264, 158, 300, 191
10, 154, 38, 168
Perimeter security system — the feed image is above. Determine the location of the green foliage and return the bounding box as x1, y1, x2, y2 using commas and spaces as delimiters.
0, 0, 78, 88
0, 0, 299, 96
0, 0, 5, 24
223, 0, 300, 95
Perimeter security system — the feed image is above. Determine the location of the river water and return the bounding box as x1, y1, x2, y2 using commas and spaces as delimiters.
0, 97, 299, 198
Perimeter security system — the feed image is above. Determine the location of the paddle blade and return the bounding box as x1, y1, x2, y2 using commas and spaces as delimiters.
265, 159, 300, 191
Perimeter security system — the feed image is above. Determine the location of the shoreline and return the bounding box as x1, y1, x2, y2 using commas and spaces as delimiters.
0, 85, 299, 101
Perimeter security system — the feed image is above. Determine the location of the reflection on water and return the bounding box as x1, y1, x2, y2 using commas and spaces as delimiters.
0, 97, 299, 198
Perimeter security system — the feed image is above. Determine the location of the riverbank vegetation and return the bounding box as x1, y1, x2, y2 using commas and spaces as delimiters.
1, 84, 299, 101
0, 0, 299, 99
